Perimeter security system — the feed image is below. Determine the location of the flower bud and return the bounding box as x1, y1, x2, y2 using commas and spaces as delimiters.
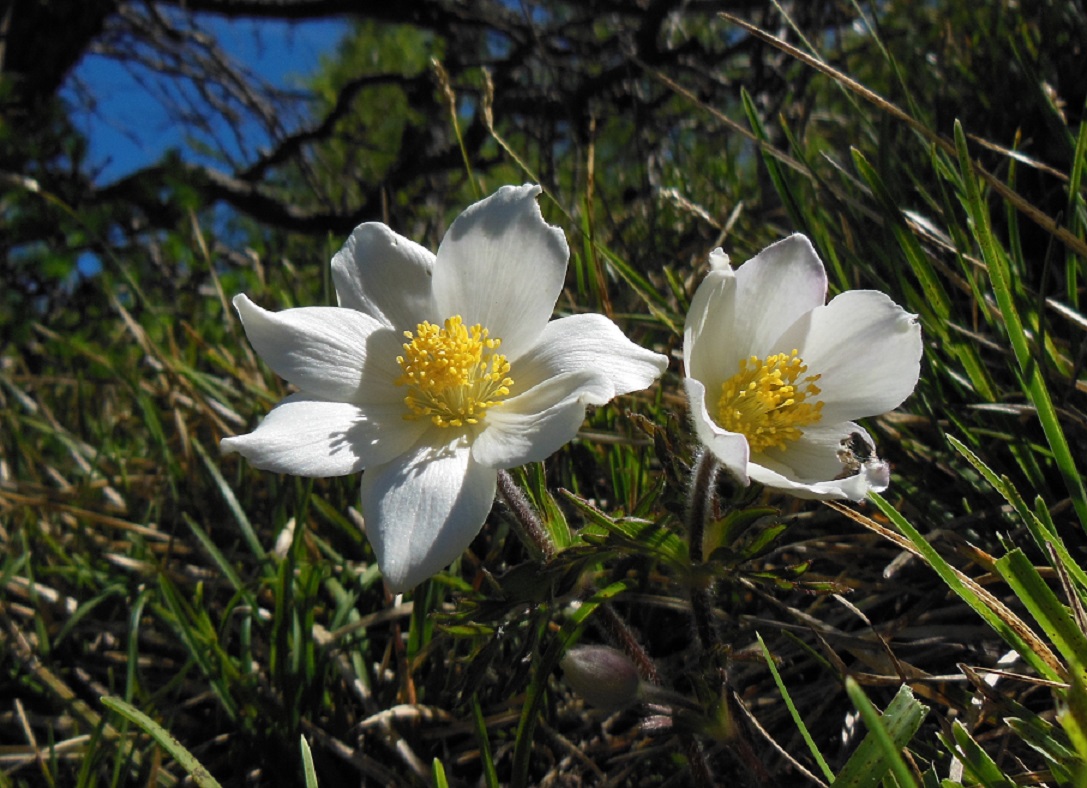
560, 645, 642, 711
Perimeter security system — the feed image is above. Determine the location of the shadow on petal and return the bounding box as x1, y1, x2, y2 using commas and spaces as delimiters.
360, 437, 495, 591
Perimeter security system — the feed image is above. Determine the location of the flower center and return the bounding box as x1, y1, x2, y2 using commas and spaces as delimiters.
715, 349, 823, 453
395, 315, 514, 428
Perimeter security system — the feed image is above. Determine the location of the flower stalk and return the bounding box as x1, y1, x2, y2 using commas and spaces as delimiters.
686, 449, 721, 653
496, 469, 555, 562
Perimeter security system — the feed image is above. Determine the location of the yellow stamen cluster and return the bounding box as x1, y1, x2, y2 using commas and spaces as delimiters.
716, 349, 823, 453
396, 315, 514, 428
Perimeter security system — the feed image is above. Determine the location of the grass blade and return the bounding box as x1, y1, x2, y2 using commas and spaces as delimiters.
100, 696, 223, 788
300, 736, 319, 788
757, 633, 833, 782
840, 496, 1063, 681
995, 549, 1087, 678
948, 720, 1014, 787
192, 437, 267, 564
837, 679, 925, 788
953, 120, 1087, 531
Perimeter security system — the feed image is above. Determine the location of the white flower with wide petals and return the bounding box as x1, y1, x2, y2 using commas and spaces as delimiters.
683, 234, 922, 501
222, 185, 668, 590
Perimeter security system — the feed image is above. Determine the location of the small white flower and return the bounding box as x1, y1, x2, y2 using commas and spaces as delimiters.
683, 234, 922, 500
222, 185, 668, 590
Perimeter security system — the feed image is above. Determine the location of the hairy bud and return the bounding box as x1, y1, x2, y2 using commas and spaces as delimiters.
560, 645, 642, 711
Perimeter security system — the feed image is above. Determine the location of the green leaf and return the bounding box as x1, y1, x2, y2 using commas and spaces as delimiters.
511, 579, 633, 788
949, 435, 1087, 602
851, 149, 949, 322
472, 694, 500, 788
594, 243, 679, 334
183, 512, 257, 609
835, 680, 927, 788
1005, 717, 1077, 782
1058, 664, 1087, 784
565, 491, 688, 569
1063, 101, 1087, 309
742, 87, 805, 230
192, 437, 267, 565
517, 463, 573, 551
703, 506, 778, 558
439, 623, 496, 639
736, 521, 788, 562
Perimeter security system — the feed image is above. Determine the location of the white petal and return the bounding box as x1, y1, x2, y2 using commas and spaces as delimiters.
684, 377, 751, 485
234, 295, 404, 405
220, 394, 427, 476
471, 372, 597, 468
708, 247, 731, 271
774, 290, 922, 423
756, 422, 858, 482
746, 460, 888, 501
432, 185, 568, 361
683, 267, 738, 390
512, 314, 668, 405
332, 222, 438, 330
735, 234, 827, 357
360, 437, 497, 592
748, 422, 890, 501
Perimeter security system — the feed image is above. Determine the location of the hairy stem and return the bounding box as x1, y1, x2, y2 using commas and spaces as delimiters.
597, 602, 661, 685
497, 469, 555, 561
686, 449, 719, 650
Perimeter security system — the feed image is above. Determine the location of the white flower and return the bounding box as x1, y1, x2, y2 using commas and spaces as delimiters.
683, 234, 922, 501
222, 185, 668, 590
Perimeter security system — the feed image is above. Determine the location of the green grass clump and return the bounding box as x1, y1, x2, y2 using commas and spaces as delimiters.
3, 3, 1087, 785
